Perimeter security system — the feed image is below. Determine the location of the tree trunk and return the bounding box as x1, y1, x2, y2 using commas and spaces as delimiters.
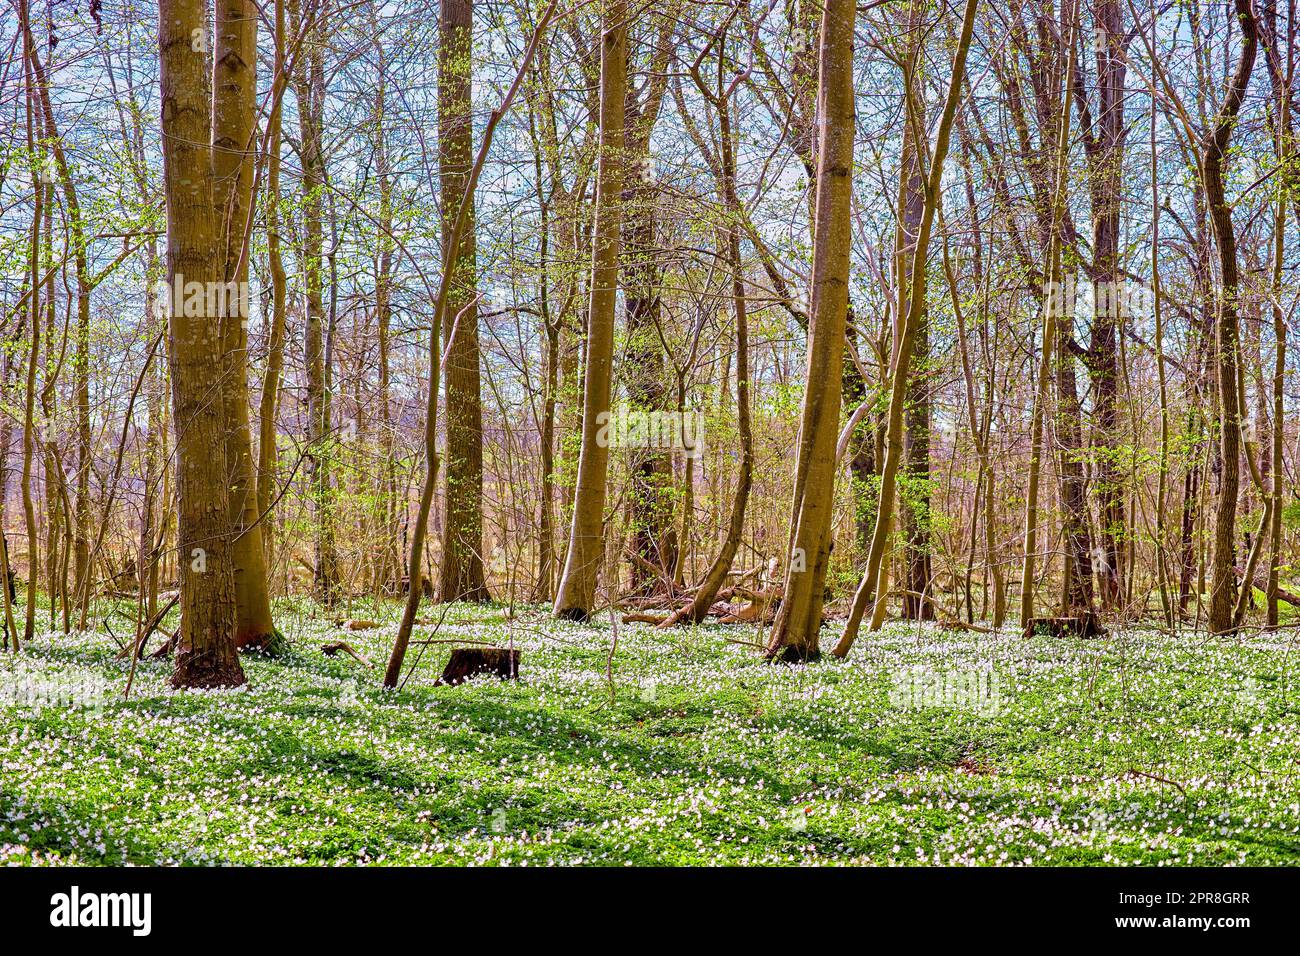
18, 0, 41, 645
833, 0, 978, 657
158, 0, 245, 688
1055, 268, 1095, 614
384, 0, 559, 685
765, 0, 857, 661
1081, 0, 1128, 609
897, 21, 932, 620
553, 0, 627, 621
214, 0, 276, 650
437, 0, 490, 604
372, 54, 402, 597
1017, 1, 1078, 635
257, 0, 289, 581
294, 4, 340, 606
662, 31, 752, 626
1204, 0, 1258, 634
622, 171, 677, 593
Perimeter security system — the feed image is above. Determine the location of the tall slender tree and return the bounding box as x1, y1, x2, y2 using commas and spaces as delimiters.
214, 0, 277, 649
438, 0, 491, 603
553, 0, 628, 621
834, 0, 980, 656
764, 0, 857, 660
897, 0, 933, 621
1204, 0, 1258, 635
293, 0, 340, 606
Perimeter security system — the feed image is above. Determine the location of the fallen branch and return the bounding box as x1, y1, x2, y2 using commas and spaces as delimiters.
117, 592, 181, 660
1126, 767, 1188, 795
622, 612, 670, 625
321, 641, 374, 667
937, 618, 996, 633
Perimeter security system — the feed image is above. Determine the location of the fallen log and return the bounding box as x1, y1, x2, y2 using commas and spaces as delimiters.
149, 632, 178, 659
1235, 566, 1300, 607
334, 619, 380, 631
624, 586, 782, 627
619, 593, 682, 610
719, 591, 781, 625
1274, 585, 1300, 608
937, 618, 996, 634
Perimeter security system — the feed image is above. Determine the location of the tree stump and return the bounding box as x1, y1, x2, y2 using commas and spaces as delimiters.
400, 575, 434, 598
435, 648, 520, 686
1027, 613, 1106, 639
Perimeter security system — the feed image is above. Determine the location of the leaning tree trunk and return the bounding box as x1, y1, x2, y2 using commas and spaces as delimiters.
833, 0, 978, 657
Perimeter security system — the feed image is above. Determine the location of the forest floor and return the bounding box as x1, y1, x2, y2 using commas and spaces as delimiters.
1, 599, 1298, 865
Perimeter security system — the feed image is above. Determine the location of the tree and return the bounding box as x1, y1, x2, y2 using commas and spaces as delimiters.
157, 0, 246, 688
834, 0, 980, 656
1075, 0, 1131, 608
764, 0, 857, 661
384, 0, 560, 685
293, 0, 341, 606
660, 16, 753, 625
1016, 0, 1078, 635
620, 13, 678, 594
438, 0, 491, 603
214, 0, 278, 650
257, 0, 291, 582
896, 0, 933, 621
1204, 0, 1258, 635
553, 0, 628, 621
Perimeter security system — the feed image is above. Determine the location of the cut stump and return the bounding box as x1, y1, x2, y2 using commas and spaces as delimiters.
1027, 613, 1106, 639
436, 648, 520, 686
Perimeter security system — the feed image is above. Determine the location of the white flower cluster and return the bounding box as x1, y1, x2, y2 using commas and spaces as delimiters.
0, 661, 112, 714
888, 665, 1001, 716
